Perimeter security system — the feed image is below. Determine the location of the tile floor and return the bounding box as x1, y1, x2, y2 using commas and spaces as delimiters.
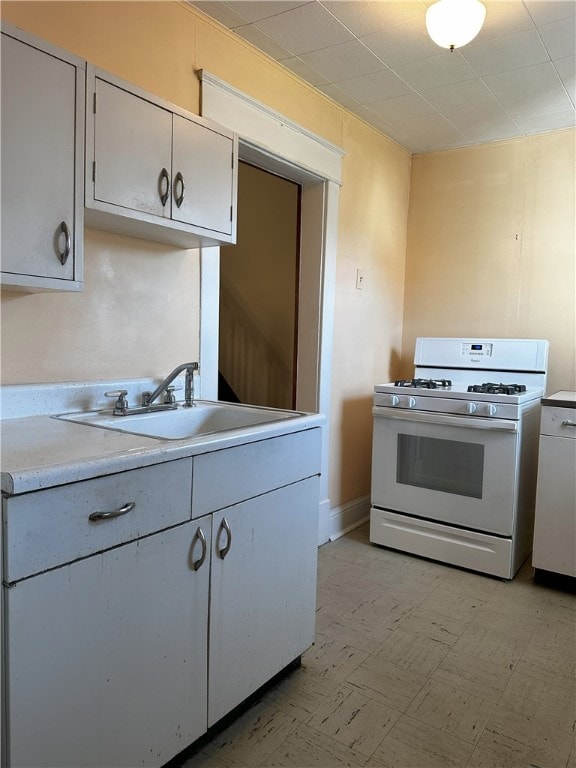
181, 523, 576, 768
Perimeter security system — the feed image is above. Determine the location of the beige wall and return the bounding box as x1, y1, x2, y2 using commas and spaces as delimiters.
402, 130, 576, 394
2, 231, 199, 382
1, 1, 410, 510
330, 116, 411, 504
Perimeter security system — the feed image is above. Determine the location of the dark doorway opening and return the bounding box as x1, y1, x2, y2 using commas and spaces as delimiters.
218, 162, 301, 409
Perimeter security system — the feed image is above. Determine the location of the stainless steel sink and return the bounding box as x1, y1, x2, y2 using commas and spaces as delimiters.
54, 400, 305, 440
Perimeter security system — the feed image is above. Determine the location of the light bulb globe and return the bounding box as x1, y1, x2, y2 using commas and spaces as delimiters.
426, 0, 487, 50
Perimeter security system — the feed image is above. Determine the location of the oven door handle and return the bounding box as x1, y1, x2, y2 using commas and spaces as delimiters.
372, 407, 519, 432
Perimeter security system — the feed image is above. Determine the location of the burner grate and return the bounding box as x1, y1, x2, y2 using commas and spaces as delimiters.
467, 383, 527, 395
394, 378, 452, 389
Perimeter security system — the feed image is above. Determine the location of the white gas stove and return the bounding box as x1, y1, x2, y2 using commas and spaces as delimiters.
370, 337, 549, 579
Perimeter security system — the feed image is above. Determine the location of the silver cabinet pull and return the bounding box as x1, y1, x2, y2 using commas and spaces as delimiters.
58, 221, 71, 265
89, 501, 135, 522
174, 171, 185, 208
191, 526, 207, 571
158, 167, 170, 206
217, 517, 232, 560
562, 420, 576, 427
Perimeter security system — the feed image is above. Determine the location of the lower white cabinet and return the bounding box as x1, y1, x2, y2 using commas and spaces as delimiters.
5, 521, 210, 768
2, 429, 321, 768
3, 458, 204, 768
209, 477, 319, 725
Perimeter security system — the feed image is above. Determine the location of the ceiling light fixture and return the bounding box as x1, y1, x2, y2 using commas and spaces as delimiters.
426, 0, 487, 52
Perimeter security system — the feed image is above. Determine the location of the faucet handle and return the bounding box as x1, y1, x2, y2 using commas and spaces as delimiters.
163, 385, 181, 405
105, 390, 129, 414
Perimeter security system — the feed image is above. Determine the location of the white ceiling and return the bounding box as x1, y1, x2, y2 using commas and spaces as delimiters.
189, 0, 576, 153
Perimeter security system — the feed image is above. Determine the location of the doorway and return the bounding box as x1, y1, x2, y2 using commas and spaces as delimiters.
218, 162, 301, 410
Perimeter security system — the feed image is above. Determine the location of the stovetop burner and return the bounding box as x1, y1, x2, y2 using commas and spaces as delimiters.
467, 382, 527, 395
394, 378, 452, 389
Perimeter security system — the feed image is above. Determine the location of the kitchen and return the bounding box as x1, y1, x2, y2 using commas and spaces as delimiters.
1, 0, 575, 533
1, 1, 575, 766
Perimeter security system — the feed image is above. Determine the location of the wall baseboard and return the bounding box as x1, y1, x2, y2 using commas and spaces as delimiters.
318, 498, 331, 546
329, 495, 371, 542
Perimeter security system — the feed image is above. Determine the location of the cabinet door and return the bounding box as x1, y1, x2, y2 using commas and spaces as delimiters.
5, 520, 211, 768
209, 477, 319, 726
533, 434, 576, 576
1, 31, 83, 288
93, 78, 173, 218
172, 114, 235, 236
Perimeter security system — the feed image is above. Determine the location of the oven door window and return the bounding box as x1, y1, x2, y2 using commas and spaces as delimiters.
397, 434, 484, 499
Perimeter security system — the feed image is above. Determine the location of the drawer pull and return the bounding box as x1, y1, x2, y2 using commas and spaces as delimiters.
89, 501, 136, 522
562, 420, 576, 427
217, 517, 232, 560
191, 526, 207, 571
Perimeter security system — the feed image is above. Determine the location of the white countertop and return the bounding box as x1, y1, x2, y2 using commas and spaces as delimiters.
0, 380, 324, 495
1, 412, 324, 495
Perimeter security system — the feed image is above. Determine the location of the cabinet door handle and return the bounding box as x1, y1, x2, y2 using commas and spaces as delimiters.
191, 526, 207, 571
174, 171, 185, 208
562, 420, 576, 427
89, 501, 136, 522
158, 167, 170, 206
58, 221, 71, 265
217, 517, 232, 560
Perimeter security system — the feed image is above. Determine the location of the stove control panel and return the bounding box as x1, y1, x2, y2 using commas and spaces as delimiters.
461, 342, 493, 358
384, 395, 500, 415
373, 392, 518, 419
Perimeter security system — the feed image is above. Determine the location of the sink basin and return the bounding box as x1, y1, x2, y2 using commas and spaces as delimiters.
54, 400, 306, 440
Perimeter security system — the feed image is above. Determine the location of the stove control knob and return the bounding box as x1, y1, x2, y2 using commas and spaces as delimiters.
486, 404, 498, 417
467, 402, 478, 415
407, 397, 417, 409
390, 395, 400, 406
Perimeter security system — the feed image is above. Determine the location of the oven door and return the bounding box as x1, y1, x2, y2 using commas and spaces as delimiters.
371, 407, 519, 535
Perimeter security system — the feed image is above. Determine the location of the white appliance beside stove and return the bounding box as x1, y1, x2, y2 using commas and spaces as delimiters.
370, 337, 549, 579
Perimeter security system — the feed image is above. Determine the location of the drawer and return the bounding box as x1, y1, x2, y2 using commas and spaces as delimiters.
540, 406, 576, 439
192, 428, 321, 517
3, 458, 192, 582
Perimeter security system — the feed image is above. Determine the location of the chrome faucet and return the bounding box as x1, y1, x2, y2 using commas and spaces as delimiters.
142, 362, 199, 409
105, 362, 199, 416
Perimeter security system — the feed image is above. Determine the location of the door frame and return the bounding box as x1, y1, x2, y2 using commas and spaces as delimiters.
198, 72, 343, 545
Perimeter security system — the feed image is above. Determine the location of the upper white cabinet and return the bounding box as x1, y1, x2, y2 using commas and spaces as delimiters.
1, 26, 238, 292
1, 24, 85, 292
85, 68, 238, 248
